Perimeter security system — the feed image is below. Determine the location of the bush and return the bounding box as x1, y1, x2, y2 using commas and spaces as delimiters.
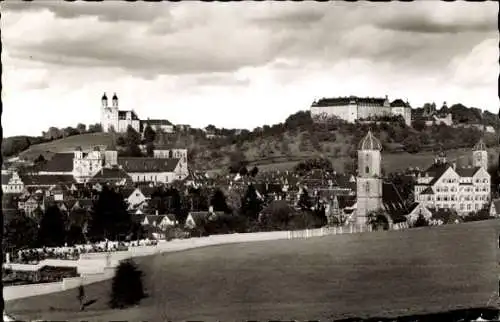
109, 260, 146, 309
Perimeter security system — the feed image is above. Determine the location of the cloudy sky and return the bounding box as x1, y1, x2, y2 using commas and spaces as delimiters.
2, 1, 498, 137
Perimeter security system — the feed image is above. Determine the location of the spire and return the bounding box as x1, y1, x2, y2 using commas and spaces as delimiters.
358, 130, 382, 151
112, 92, 118, 100
473, 138, 487, 151
102, 92, 108, 100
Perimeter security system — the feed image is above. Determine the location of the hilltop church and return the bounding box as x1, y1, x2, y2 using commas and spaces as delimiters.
100, 93, 174, 134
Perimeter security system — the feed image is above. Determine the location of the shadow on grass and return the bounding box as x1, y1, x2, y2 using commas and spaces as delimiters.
333, 307, 499, 322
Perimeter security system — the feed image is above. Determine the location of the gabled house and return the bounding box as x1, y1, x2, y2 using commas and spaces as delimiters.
489, 199, 500, 217
406, 203, 433, 226
1, 171, 25, 194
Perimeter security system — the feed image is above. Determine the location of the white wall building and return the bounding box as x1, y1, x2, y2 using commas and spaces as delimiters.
414, 140, 491, 215
311, 96, 412, 126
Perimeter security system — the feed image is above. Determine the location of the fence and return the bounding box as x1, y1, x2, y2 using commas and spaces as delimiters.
4, 224, 408, 301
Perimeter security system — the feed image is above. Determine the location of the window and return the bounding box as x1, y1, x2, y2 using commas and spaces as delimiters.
365, 183, 370, 193
365, 166, 369, 174
467, 204, 471, 210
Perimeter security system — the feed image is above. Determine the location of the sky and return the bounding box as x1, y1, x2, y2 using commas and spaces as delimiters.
1, 1, 498, 137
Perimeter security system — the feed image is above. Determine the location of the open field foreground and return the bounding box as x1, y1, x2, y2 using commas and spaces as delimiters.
6, 220, 500, 321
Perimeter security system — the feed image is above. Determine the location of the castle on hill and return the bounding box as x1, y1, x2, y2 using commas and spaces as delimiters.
310, 95, 412, 126
100, 93, 174, 134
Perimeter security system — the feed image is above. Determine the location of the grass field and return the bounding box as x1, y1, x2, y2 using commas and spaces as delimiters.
19, 133, 114, 160
6, 220, 500, 321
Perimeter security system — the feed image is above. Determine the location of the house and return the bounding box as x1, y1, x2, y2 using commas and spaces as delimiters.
125, 187, 153, 209
1, 171, 24, 194
406, 203, 434, 225
414, 144, 490, 215
185, 212, 211, 230
158, 214, 177, 228
141, 119, 175, 134
489, 199, 500, 217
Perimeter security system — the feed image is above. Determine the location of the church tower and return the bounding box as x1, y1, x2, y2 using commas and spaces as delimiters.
101, 92, 119, 133
472, 138, 488, 169
356, 130, 383, 227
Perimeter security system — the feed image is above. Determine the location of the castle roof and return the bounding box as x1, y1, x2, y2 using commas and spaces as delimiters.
390, 99, 410, 108
473, 138, 487, 151
117, 157, 180, 173
312, 96, 388, 108
358, 130, 382, 151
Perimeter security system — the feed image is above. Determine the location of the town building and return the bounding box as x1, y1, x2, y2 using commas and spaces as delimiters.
355, 130, 383, 226
310, 95, 412, 126
413, 140, 491, 214
33, 145, 189, 185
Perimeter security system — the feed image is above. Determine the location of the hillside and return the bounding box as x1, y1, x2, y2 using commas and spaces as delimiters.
7, 220, 500, 320
9, 108, 499, 174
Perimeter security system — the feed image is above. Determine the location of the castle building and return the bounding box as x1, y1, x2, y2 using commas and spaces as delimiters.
100, 93, 172, 134
413, 140, 491, 214
355, 130, 383, 226
310, 95, 412, 126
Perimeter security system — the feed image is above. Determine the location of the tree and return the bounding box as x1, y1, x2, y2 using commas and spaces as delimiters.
38, 205, 67, 247
116, 136, 126, 147
239, 166, 248, 177
403, 135, 422, 154
125, 125, 141, 146
298, 188, 313, 211
240, 185, 263, 221
249, 166, 259, 177
4, 211, 38, 250
145, 142, 155, 157
76, 123, 87, 134
367, 209, 390, 231
210, 189, 229, 213
143, 124, 156, 144
109, 259, 145, 309
89, 187, 132, 241
414, 214, 429, 227
412, 119, 426, 132
260, 200, 294, 230
228, 151, 248, 174
77, 284, 86, 311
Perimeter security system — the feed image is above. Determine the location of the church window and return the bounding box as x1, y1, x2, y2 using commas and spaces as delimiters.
365, 166, 369, 174
365, 183, 370, 193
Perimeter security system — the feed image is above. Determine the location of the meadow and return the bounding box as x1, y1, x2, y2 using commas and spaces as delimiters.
6, 220, 500, 321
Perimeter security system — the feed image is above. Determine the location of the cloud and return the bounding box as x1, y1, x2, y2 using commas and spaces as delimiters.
1, 1, 497, 137
1, 1, 170, 22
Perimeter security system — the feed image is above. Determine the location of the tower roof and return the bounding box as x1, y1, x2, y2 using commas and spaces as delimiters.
358, 130, 382, 151
102, 93, 108, 100
473, 138, 487, 151
75, 146, 82, 152
112, 93, 118, 100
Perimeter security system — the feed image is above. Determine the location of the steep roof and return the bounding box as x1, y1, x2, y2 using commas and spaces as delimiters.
312, 96, 387, 107
422, 162, 451, 182
382, 182, 408, 223
358, 130, 382, 151
473, 138, 487, 151
390, 99, 410, 108
455, 166, 481, 178
38, 153, 74, 172
89, 167, 132, 184
491, 199, 500, 214
141, 119, 173, 126
117, 157, 180, 173
118, 110, 140, 121
421, 187, 435, 195
20, 174, 76, 186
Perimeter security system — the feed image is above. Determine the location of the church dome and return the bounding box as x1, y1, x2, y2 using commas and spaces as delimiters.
112, 93, 118, 100
75, 146, 82, 151
358, 130, 382, 151
93, 146, 101, 152
473, 138, 487, 151
102, 93, 108, 100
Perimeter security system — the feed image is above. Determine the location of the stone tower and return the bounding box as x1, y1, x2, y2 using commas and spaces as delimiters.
356, 130, 383, 226
472, 138, 488, 169
101, 92, 119, 133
